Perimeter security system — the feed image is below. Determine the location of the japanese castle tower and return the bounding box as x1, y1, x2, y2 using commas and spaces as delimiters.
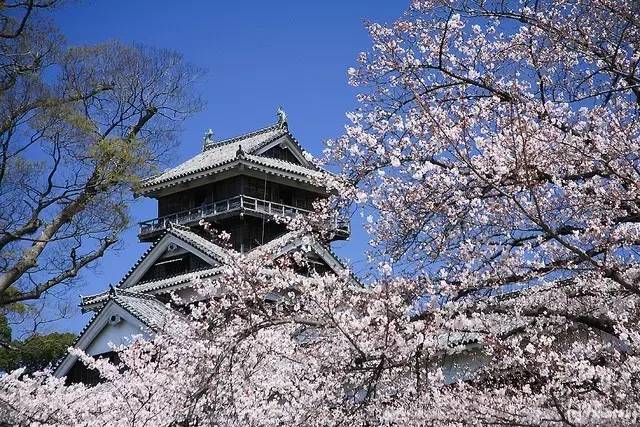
55, 110, 350, 384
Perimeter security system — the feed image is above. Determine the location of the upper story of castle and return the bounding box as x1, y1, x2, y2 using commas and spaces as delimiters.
136, 109, 349, 251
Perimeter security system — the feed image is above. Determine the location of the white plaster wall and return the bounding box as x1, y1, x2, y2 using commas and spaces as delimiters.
85, 308, 152, 356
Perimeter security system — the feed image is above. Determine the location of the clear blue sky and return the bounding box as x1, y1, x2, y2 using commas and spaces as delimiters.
44, 0, 407, 334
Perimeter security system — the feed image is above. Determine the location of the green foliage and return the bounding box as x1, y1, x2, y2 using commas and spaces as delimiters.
0, 289, 30, 344
90, 136, 153, 188
0, 316, 10, 344
0, 331, 76, 374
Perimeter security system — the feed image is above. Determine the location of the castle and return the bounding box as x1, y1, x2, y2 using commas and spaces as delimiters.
54, 110, 350, 384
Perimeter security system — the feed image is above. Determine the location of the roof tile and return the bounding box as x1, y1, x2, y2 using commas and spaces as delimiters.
140, 123, 322, 191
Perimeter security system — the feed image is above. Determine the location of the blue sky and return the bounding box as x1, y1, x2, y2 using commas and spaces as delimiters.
43, 1, 407, 334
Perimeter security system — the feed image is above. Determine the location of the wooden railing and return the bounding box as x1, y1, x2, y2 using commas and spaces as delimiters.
138, 195, 350, 239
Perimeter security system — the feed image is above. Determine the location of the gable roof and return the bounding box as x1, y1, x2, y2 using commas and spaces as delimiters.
80, 225, 232, 310
111, 289, 175, 329
168, 224, 233, 264
248, 230, 354, 281
127, 267, 223, 295
81, 266, 223, 309
243, 154, 321, 178
116, 225, 230, 289
54, 289, 175, 378
82, 229, 353, 311
139, 122, 323, 194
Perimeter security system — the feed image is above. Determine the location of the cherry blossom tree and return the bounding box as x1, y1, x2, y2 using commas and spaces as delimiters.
323, 0, 640, 423
0, 0, 639, 425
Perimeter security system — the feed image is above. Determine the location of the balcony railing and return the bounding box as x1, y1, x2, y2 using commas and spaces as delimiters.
138, 194, 350, 239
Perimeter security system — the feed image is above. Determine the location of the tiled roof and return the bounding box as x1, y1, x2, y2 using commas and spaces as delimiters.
244, 154, 324, 179
83, 230, 347, 309
167, 224, 233, 264
248, 230, 306, 259
81, 267, 223, 307
250, 230, 340, 263
203, 123, 284, 153
127, 267, 222, 294
248, 230, 354, 281
112, 235, 165, 289
83, 225, 352, 310
112, 289, 174, 329
81, 226, 231, 307
434, 332, 483, 352
106, 226, 229, 293
139, 123, 322, 191
56, 289, 174, 374
79, 292, 109, 307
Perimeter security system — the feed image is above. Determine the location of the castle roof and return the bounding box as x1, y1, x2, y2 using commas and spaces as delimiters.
167, 224, 233, 264
80, 227, 351, 310
139, 121, 324, 195
80, 267, 223, 308
53, 288, 176, 378
107, 288, 174, 329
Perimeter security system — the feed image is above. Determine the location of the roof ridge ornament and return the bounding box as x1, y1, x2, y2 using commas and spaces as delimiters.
203, 128, 214, 148
276, 106, 288, 130
236, 144, 245, 159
